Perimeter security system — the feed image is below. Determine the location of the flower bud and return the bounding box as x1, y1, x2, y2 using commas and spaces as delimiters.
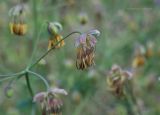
4, 86, 14, 98
47, 22, 63, 35
78, 12, 88, 25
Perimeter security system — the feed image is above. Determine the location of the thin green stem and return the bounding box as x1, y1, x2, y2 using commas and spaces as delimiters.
124, 82, 141, 115
126, 82, 142, 115
25, 72, 34, 97
32, 0, 38, 39
31, 103, 36, 115
0, 72, 25, 82
27, 0, 38, 66
28, 22, 46, 67
0, 71, 25, 77
0, 31, 81, 80
0, 76, 19, 82
27, 70, 50, 90
124, 93, 136, 115
29, 31, 81, 69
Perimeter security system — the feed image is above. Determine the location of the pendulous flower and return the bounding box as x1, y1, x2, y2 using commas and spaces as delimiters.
47, 22, 64, 50
9, 4, 27, 36
75, 29, 100, 70
106, 65, 132, 97
34, 87, 67, 115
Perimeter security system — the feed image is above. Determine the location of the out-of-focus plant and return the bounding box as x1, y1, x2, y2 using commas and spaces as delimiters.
106, 65, 141, 115
132, 41, 155, 68
106, 64, 132, 97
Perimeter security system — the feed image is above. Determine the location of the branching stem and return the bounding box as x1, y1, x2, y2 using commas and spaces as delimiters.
28, 31, 81, 69
25, 72, 34, 97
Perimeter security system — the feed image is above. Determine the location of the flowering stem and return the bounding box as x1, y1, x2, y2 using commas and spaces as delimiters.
32, 0, 38, 41
25, 72, 34, 97
0, 71, 25, 82
0, 71, 25, 77
124, 82, 141, 115
27, 70, 50, 90
28, 31, 81, 69
124, 93, 136, 115
0, 74, 22, 82
0, 31, 81, 97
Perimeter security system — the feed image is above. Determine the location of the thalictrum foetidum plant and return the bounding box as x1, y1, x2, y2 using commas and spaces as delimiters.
0, 2, 101, 115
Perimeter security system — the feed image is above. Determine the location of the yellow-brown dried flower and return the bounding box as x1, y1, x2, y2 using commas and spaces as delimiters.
9, 4, 27, 36
10, 23, 27, 36
132, 44, 146, 68
145, 41, 154, 58
48, 35, 65, 50
75, 30, 100, 70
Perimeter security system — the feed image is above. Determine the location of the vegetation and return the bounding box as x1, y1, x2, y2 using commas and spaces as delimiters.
0, 0, 160, 115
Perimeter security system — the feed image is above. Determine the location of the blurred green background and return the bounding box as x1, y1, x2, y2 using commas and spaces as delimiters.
0, 0, 160, 115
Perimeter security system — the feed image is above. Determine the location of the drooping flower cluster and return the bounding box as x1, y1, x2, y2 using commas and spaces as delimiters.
9, 4, 27, 36
47, 22, 65, 50
106, 65, 132, 97
34, 88, 68, 115
75, 29, 100, 70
